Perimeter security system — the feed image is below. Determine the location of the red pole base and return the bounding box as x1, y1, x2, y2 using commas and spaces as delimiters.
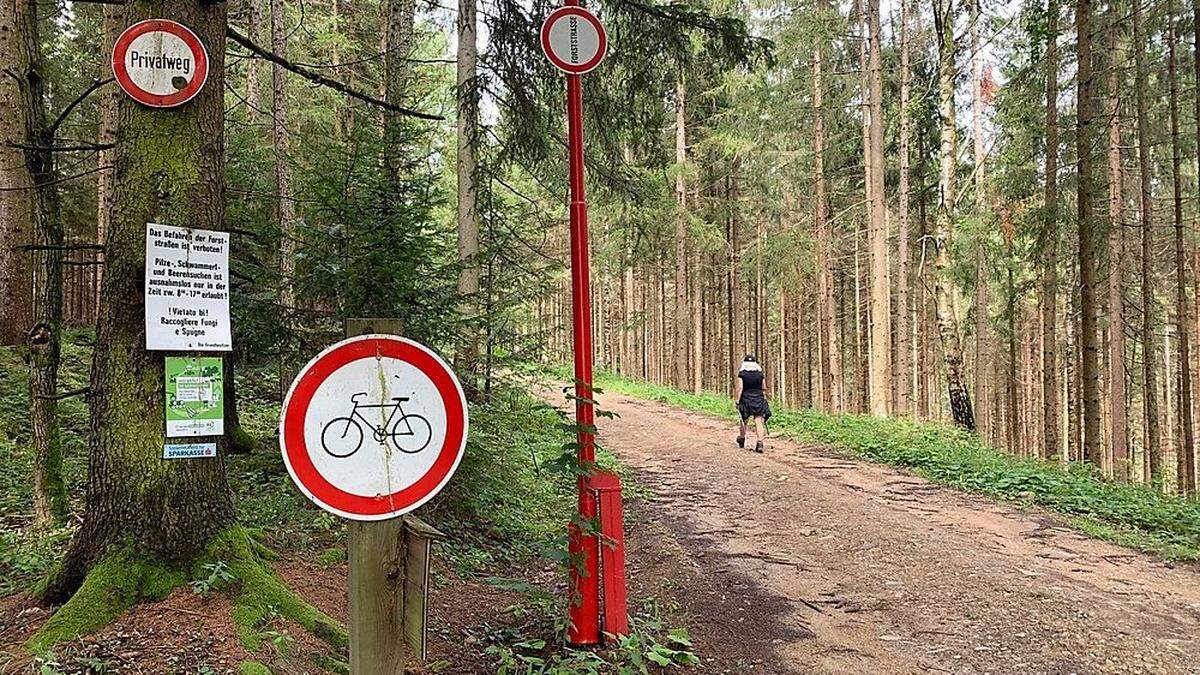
567, 488, 601, 645
591, 471, 629, 638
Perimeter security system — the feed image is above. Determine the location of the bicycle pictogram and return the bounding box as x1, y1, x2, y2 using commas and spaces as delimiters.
320, 386, 433, 458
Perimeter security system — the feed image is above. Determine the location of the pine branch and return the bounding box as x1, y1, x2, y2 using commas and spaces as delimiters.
226, 27, 444, 121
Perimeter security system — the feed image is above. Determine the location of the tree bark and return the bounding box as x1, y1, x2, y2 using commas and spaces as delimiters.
271, 0, 297, 395
1041, 0, 1060, 459
454, 0, 480, 392
895, 0, 912, 417
1133, 0, 1161, 483
1106, 14, 1128, 481
1076, 0, 1102, 465
866, 0, 890, 417
673, 65, 688, 389
813, 45, 840, 412
0, 0, 34, 346
1167, 7, 1195, 496
972, 0, 989, 439
244, 0, 265, 113
933, 0, 975, 430
45, 0, 237, 603
9, 0, 68, 528
97, 5, 120, 316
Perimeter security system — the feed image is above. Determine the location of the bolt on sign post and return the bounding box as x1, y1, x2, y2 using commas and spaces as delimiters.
280, 320, 467, 671
540, 4, 628, 645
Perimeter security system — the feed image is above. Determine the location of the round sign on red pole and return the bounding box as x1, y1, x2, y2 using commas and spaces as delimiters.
279, 335, 468, 521
111, 19, 210, 108
540, 6, 608, 75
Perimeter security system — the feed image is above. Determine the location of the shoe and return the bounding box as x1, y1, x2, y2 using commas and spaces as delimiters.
754, 441, 764, 453
736, 436, 745, 449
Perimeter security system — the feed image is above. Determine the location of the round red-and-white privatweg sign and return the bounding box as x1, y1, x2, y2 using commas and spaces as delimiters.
540, 6, 608, 75
111, 19, 209, 108
279, 335, 468, 521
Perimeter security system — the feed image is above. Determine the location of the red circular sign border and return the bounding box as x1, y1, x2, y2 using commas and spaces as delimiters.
279, 335, 468, 521
540, 6, 608, 75
111, 19, 210, 108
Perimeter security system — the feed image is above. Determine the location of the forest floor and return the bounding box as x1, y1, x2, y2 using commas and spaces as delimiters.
579, 386, 1200, 674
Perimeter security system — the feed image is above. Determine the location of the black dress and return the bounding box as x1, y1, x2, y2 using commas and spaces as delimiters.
737, 368, 772, 422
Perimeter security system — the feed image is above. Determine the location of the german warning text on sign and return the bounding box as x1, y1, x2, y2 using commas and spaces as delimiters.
279, 335, 469, 521
540, 7, 607, 75
165, 356, 224, 437
112, 20, 209, 108
145, 223, 231, 351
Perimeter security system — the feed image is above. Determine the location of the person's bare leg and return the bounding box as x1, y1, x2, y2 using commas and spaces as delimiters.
754, 417, 766, 443
737, 419, 748, 447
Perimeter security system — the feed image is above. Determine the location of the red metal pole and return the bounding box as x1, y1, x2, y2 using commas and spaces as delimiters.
564, 64, 601, 646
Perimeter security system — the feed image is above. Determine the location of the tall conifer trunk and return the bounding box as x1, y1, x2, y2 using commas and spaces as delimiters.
866, 0, 890, 417
1106, 10, 1128, 481
1133, 0, 1161, 482
813, 45, 840, 412
454, 0, 481, 390
673, 65, 688, 389
1167, 6, 1195, 495
895, 0, 912, 416
1077, 0, 1102, 465
271, 0, 297, 394
1041, 0, 1060, 459
0, 0, 34, 346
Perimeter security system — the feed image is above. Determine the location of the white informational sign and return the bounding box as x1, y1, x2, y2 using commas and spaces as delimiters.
279, 335, 469, 521
163, 442, 217, 459
111, 20, 210, 108
144, 223, 232, 351
540, 6, 608, 75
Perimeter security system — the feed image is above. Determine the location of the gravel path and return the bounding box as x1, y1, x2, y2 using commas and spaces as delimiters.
596, 389, 1200, 674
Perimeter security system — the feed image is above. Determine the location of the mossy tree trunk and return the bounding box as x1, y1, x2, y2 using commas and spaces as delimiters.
44, 0, 236, 602
15, 0, 68, 528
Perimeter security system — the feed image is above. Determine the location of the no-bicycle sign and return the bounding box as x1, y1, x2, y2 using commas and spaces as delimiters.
112, 19, 209, 108
279, 335, 468, 521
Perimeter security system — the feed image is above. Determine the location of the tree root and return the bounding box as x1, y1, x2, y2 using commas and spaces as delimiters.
26, 547, 185, 654
202, 527, 347, 652
25, 526, 347, 658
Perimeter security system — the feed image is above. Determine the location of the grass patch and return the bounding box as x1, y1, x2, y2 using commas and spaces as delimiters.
595, 372, 1200, 561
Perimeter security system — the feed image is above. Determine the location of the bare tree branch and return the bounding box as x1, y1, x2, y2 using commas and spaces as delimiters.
226, 27, 444, 121
50, 78, 114, 134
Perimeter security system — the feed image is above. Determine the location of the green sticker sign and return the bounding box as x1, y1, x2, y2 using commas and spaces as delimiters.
165, 356, 224, 437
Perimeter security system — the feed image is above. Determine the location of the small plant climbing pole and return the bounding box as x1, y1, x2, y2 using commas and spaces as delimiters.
539, 3, 628, 644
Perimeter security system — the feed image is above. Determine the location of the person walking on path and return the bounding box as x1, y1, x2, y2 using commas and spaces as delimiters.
733, 355, 771, 453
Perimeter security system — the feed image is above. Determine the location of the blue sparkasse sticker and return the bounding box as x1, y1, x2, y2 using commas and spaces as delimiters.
163, 442, 217, 459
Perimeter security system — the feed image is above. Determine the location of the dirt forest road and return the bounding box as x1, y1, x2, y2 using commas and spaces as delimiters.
585, 390, 1200, 674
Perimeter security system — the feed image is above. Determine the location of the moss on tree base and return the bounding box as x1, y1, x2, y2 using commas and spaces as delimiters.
226, 424, 258, 455
26, 527, 347, 659
203, 528, 347, 651
26, 548, 184, 654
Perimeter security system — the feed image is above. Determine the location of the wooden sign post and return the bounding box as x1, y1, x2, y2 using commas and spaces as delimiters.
280, 318, 466, 673
344, 319, 446, 672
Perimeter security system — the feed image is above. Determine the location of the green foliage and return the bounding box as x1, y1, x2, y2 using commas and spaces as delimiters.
425, 387, 575, 571
483, 589, 698, 674
596, 373, 1200, 561
239, 661, 272, 675
190, 561, 235, 596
